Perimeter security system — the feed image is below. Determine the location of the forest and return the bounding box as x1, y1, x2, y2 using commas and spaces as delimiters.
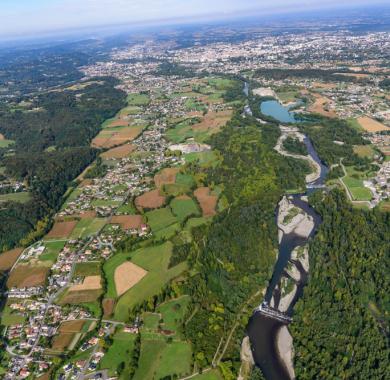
183, 114, 310, 372
291, 189, 389, 379
0, 79, 126, 251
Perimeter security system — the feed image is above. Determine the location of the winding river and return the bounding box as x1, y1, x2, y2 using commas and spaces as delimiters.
245, 87, 329, 380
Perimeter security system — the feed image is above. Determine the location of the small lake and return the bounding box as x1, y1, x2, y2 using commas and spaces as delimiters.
260, 100, 298, 123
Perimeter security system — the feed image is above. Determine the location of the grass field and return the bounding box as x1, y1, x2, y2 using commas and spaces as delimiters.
1, 303, 26, 326
39, 241, 66, 263
156, 295, 191, 337
343, 176, 372, 201
170, 197, 200, 222
0, 139, 14, 148
143, 312, 160, 329
166, 118, 203, 143
175, 173, 196, 188
184, 217, 208, 231
99, 330, 137, 377
0, 192, 31, 203
127, 93, 150, 106
69, 218, 106, 239
353, 145, 376, 159
74, 261, 101, 277
153, 222, 181, 240
104, 251, 132, 298
191, 370, 223, 380
133, 339, 192, 380
113, 242, 187, 321
185, 151, 219, 166
145, 207, 178, 233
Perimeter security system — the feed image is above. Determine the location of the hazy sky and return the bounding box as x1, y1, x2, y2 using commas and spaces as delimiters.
0, 0, 386, 39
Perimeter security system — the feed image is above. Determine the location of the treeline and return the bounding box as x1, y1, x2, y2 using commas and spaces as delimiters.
300, 116, 367, 166
182, 114, 310, 373
0, 79, 126, 251
291, 189, 389, 379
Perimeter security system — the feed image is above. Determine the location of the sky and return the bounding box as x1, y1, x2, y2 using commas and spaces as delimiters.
0, 0, 387, 39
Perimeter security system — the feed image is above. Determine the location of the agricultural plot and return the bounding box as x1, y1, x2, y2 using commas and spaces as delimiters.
114, 261, 148, 296
69, 218, 106, 239
133, 339, 192, 380
0, 139, 14, 148
74, 261, 101, 277
343, 176, 372, 201
170, 196, 200, 222
165, 118, 202, 143
1, 302, 26, 326
154, 167, 179, 188
357, 116, 390, 132
185, 150, 218, 166
145, 207, 178, 233
45, 220, 78, 239
39, 241, 66, 263
127, 93, 150, 106
0, 192, 31, 203
58, 320, 86, 333
135, 189, 166, 210
59, 288, 102, 305
0, 247, 23, 271
51, 332, 75, 351
114, 243, 187, 320
7, 265, 49, 288
91, 125, 144, 148
100, 143, 135, 159
353, 145, 376, 159
153, 223, 181, 240
99, 330, 137, 377
111, 215, 144, 230
194, 187, 218, 217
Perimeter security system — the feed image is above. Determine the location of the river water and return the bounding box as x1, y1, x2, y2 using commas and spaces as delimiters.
245, 87, 328, 380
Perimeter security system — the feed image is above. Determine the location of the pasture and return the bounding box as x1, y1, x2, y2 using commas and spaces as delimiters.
170, 196, 200, 222
343, 176, 372, 201
0, 192, 31, 203
111, 215, 144, 230
127, 93, 150, 106
99, 329, 137, 377
69, 218, 106, 239
39, 241, 66, 263
145, 207, 178, 233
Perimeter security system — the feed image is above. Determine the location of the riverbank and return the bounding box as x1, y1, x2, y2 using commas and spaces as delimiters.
276, 326, 295, 380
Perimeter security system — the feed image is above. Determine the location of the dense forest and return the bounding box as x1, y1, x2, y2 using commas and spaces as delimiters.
291, 189, 389, 379
0, 79, 126, 251
182, 114, 310, 372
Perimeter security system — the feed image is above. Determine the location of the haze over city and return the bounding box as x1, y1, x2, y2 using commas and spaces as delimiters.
0, 0, 389, 39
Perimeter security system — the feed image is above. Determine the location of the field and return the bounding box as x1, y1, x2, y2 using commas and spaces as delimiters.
135, 189, 166, 210
102, 298, 115, 317
74, 261, 101, 277
113, 243, 187, 320
46, 220, 78, 239
39, 241, 66, 263
69, 218, 106, 239
0, 247, 23, 271
58, 320, 86, 333
99, 330, 137, 377
59, 288, 102, 304
154, 168, 179, 188
0, 192, 31, 203
353, 145, 376, 158
357, 116, 390, 132
185, 150, 218, 166
133, 339, 192, 380
343, 176, 372, 201
91, 125, 144, 148
100, 143, 135, 159
127, 93, 150, 106
111, 215, 144, 230
7, 265, 49, 288
308, 93, 337, 118
194, 187, 218, 217
170, 196, 200, 222
145, 207, 178, 233
114, 261, 148, 296
0, 139, 14, 148
1, 302, 26, 326
191, 370, 223, 380
51, 333, 75, 351
69, 276, 102, 292
153, 223, 181, 240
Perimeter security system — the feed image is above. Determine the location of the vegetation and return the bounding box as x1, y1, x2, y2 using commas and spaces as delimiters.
282, 136, 307, 155
291, 189, 389, 379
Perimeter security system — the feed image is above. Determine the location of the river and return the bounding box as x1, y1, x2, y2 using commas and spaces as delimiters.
245, 85, 328, 380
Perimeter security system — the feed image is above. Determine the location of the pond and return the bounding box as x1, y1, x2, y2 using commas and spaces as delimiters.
260, 100, 298, 123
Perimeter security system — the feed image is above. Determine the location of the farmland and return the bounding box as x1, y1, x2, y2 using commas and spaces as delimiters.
69, 218, 107, 239
7, 265, 49, 288
170, 196, 200, 222
135, 189, 166, 210
0, 247, 23, 271
45, 221, 78, 240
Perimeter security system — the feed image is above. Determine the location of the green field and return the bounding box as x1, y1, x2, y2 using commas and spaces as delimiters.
170, 197, 200, 222
1, 303, 26, 326
133, 339, 192, 380
166, 118, 201, 143
74, 261, 101, 277
91, 199, 122, 207
0, 139, 15, 148
116, 202, 137, 214
0, 192, 31, 203
207, 77, 236, 91
343, 176, 372, 201
113, 242, 187, 320
70, 218, 107, 239
185, 151, 219, 166
153, 222, 181, 240
40, 241, 66, 262
175, 173, 196, 188
127, 93, 150, 106
104, 251, 132, 298
99, 330, 137, 377
185, 98, 207, 112
353, 145, 376, 159
156, 295, 191, 336
191, 369, 223, 380
145, 207, 178, 233
184, 217, 208, 231
143, 312, 160, 330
